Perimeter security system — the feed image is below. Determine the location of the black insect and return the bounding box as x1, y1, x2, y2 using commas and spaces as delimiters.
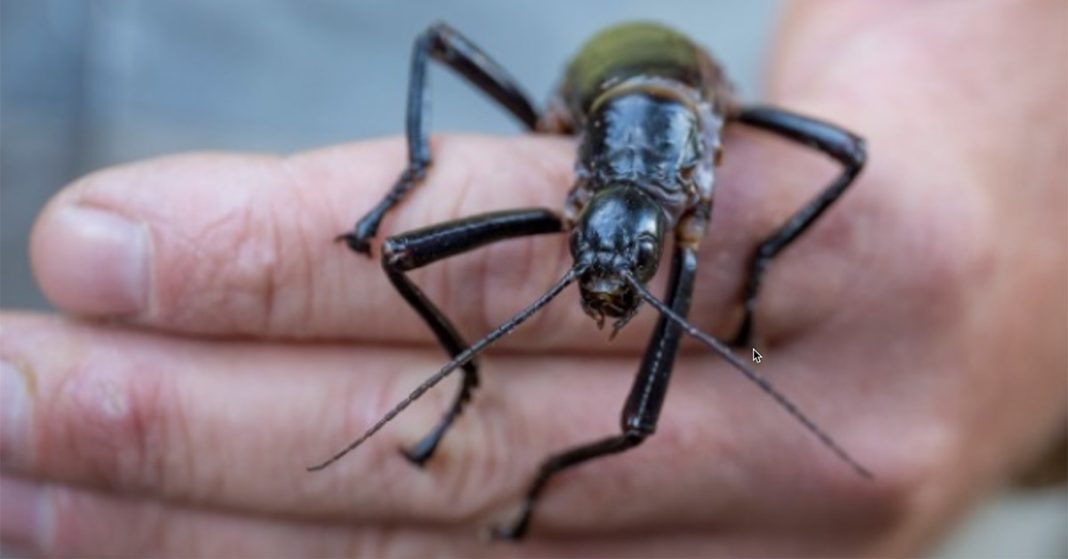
309, 21, 871, 540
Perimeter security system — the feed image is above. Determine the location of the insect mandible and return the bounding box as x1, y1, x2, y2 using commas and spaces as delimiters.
308, 21, 872, 540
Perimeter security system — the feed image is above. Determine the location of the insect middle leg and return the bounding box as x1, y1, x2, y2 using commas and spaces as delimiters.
382, 208, 563, 465
493, 246, 699, 540
730, 105, 866, 347
339, 22, 540, 255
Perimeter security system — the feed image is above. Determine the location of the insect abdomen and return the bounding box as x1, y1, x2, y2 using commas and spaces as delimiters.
560, 22, 731, 119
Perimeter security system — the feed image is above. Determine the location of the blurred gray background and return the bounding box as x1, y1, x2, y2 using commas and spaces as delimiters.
1, 1, 1064, 556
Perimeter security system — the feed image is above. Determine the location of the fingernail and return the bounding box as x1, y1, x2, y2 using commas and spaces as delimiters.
32, 205, 148, 315
0, 476, 53, 553
1, 360, 32, 468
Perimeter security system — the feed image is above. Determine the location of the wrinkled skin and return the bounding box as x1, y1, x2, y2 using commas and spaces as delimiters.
2, 1, 1065, 556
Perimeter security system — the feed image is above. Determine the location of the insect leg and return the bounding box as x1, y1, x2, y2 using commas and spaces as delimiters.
382, 208, 563, 466
493, 246, 698, 540
340, 23, 541, 256
729, 105, 866, 346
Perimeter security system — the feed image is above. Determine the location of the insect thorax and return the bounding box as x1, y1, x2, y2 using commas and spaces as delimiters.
564, 80, 722, 229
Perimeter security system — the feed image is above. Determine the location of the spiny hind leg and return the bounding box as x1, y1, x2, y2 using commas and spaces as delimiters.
381, 209, 562, 465
492, 247, 698, 539
340, 23, 541, 256
729, 105, 866, 347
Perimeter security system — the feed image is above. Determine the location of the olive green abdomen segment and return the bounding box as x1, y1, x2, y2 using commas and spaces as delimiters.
563, 22, 720, 115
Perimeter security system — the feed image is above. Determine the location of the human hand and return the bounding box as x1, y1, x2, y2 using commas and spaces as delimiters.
3, 1, 1064, 556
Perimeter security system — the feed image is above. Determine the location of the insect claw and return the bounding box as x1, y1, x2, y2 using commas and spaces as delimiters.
399, 445, 432, 468
487, 523, 523, 542
312, 21, 870, 539
335, 231, 374, 257
400, 425, 446, 467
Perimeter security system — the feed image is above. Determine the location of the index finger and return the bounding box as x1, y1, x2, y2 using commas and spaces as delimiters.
29, 131, 831, 348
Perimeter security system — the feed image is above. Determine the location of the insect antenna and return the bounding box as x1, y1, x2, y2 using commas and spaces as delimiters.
307, 263, 584, 472
622, 273, 873, 479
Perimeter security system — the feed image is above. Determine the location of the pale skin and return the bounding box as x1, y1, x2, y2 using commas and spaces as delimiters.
2, 1, 1064, 556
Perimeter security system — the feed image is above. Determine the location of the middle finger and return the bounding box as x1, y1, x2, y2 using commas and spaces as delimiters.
0, 314, 880, 535
30, 132, 828, 350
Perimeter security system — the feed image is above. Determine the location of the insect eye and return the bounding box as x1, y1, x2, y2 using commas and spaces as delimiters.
569, 230, 584, 258
636, 237, 657, 271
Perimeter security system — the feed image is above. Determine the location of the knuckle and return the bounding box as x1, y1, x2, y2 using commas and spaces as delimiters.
151, 176, 321, 335
833, 426, 953, 540
373, 135, 574, 344
882, 186, 995, 326
431, 391, 521, 521
152, 199, 273, 332
44, 349, 179, 495
406, 136, 475, 226
480, 230, 570, 339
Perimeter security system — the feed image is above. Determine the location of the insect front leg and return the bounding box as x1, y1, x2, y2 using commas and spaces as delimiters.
382, 209, 563, 465
339, 23, 541, 256
730, 106, 866, 347
493, 246, 698, 540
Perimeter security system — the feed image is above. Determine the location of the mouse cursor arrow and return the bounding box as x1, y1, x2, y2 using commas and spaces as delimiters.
752, 348, 763, 364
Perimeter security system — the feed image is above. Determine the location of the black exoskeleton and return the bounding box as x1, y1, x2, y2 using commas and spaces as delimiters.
311, 21, 870, 540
